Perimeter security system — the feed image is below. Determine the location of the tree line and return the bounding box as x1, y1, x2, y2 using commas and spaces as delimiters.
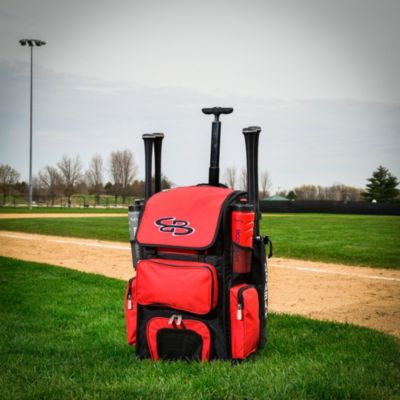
0, 150, 171, 207
0, 160, 398, 206
221, 165, 399, 202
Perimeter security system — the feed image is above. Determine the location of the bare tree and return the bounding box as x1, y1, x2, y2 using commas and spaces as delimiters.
293, 183, 362, 201
86, 154, 104, 206
223, 167, 237, 189
57, 155, 83, 207
0, 164, 21, 205
294, 184, 319, 200
259, 170, 272, 199
38, 166, 62, 205
240, 167, 247, 191
109, 149, 138, 204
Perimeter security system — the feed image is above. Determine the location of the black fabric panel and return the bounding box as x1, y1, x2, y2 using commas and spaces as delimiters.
135, 304, 150, 359
157, 329, 202, 361
251, 237, 267, 349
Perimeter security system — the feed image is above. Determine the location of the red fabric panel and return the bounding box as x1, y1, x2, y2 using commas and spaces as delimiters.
125, 277, 137, 345
136, 259, 218, 314
147, 317, 211, 361
230, 284, 259, 359
136, 186, 234, 249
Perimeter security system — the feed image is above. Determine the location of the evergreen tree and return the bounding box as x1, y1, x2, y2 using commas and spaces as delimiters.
287, 190, 296, 200
362, 166, 399, 202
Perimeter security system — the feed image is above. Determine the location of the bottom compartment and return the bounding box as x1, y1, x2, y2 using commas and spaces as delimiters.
230, 284, 260, 359
146, 316, 211, 361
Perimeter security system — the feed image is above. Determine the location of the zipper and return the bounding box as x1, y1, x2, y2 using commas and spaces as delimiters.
127, 277, 134, 310
237, 285, 255, 320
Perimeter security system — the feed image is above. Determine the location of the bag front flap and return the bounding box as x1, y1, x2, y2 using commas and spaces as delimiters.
136, 186, 236, 249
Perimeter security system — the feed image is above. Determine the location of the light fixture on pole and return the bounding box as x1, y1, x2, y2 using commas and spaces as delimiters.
19, 38, 46, 210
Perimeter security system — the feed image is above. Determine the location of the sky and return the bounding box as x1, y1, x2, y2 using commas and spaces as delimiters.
0, 0, 399, 192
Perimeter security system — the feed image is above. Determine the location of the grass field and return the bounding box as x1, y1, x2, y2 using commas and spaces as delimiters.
1, 194, 136, 208
260, 214, 400, 268
0, 213, 399, 269
1, 257, 399, 399
0, 206, 127, 213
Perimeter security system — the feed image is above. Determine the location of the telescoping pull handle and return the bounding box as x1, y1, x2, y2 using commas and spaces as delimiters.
202, 106, 234, 186
202, 107, 233, 121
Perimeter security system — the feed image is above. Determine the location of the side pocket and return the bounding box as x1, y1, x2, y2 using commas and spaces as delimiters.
125, 277, 137, 345
230, 284, 260, 359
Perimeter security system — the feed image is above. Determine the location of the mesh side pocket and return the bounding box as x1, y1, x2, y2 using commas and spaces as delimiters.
157, 329, 203, 361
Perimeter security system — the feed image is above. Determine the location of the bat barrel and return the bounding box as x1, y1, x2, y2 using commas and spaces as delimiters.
243, 126, 261, 227
153, 133, 164, 194
142, 134, 154, 200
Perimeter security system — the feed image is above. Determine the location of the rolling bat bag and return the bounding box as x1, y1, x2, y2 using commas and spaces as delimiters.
124, 185, 269, 361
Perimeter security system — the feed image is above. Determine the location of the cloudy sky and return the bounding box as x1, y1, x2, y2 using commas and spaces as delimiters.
0, 0, 399, 191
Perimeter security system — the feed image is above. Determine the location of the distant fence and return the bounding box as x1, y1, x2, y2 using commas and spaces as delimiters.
260, 200, 400, 216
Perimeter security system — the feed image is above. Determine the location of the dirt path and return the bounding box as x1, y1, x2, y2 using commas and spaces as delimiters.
0, 230, 399, 337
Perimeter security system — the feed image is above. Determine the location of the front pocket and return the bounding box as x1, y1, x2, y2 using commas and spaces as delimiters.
136, 259, 218, 315
230, 284, 260, 359
125, 277, 137, 345
147, 316, 211, 361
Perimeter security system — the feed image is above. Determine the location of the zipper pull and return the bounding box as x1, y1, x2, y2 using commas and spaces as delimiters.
237, 304, 243, 320
176, 314, 183, 326
127, 278, 133, 310
168, 314, 177, 325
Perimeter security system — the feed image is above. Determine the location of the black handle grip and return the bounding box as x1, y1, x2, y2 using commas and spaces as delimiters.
202, 107, 233, 121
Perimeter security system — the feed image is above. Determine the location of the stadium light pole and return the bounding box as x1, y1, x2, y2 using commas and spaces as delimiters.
19, 39, 46, 210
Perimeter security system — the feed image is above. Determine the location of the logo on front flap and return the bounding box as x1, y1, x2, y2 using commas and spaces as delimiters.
154, 217, 195, 236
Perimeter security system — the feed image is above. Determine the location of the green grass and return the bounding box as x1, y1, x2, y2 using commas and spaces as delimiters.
0, 207, 127, 213
1, 193, 136, 208
0, 217, 128, 242
1, 257, 399, 399
261, 214, 400, 269
0, 213, 399, 269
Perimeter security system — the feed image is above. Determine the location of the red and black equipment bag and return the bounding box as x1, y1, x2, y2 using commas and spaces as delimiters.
124, 108, 271, 361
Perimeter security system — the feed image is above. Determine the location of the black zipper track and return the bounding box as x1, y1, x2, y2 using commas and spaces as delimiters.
237, 285, 255, 308
127, 277, 135, 300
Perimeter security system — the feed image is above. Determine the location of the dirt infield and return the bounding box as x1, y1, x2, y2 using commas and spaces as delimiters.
0, 230, 399, 337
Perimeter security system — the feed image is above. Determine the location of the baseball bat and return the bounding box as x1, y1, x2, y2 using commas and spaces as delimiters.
153, 133, 165, 194
243, 126, 261, 232
142, 134, 154, 200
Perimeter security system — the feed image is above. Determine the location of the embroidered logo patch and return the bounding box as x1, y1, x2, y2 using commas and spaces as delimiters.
154, 217, 195, 236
